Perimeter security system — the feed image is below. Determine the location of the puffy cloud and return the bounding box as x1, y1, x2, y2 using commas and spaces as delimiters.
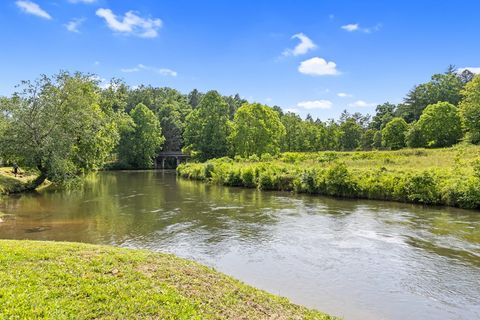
341, 23, 381, 33
121, 64, 177, 77
16, 1, 51, 20
458, 67, 480, 74
283, 33, 316, 56
337, 92, 352, 98
341, 24, 359, 32
64, 18, 85, 33
96, 8, 162, 38
348, 100, 375, 108
297, 100, 333, 109
298, 57, 339, 76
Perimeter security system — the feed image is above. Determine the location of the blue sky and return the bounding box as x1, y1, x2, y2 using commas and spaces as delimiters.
1, 0, 479, 120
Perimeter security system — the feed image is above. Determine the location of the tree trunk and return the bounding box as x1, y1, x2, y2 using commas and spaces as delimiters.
27, 172, 48, 191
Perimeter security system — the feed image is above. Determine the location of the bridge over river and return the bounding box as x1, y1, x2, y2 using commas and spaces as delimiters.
155, 151, 190, 169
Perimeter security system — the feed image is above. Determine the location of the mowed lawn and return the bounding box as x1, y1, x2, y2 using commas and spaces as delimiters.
0, 240, 335, 320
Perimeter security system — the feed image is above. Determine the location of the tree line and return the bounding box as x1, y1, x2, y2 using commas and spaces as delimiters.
1, 66, 479, 186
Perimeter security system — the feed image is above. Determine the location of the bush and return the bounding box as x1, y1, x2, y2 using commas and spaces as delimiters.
402, 171, 439, 204
324, 163, 357, 197
240, 167, 256, 188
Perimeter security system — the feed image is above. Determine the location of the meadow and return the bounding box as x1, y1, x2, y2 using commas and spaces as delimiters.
177, 144, 480, 209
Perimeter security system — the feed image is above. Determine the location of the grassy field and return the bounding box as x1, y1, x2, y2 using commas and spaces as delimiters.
178, 144, 480, 209
0, 240, 334, 320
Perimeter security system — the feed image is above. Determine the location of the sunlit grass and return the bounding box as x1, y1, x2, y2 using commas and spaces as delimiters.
0, 240, 335, 320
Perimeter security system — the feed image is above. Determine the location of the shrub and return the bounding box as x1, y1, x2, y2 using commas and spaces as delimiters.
240, 167, 256, 188
402, 171, 439, 204
324, 163, 357, 197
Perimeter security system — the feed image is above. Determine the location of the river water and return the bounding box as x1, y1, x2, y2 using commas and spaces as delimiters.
0, 171, 479, 319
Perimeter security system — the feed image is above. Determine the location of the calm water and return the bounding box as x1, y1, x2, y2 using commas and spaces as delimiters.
1, 171, 479, 320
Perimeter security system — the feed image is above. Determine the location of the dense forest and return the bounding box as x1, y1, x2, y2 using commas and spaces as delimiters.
0, 66, 479, 187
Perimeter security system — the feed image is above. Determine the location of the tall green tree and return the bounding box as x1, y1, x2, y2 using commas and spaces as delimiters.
339, 118, 363, 150
405, 123, 425, 148
127, 86, 191, 152
399, 67, 464, 122
183, 91, 230, 160
187, 89, 203, 109
118, 103, 165, 168
416, 102, 462, 147
230, 103, 285, 157
281, 112, 305, 152
382, 117, 408, 149
370, 102, 396, 130
459, 75, 480, 143
360, 129, 376, 150
0, 72, 119, 187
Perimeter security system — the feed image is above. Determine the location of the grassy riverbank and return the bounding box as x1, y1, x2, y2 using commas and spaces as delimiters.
0, 167, 37, 194
0, 240, 334, 319
177, 145, 480, 209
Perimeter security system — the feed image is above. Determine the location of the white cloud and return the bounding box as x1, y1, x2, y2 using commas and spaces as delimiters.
282, 33, 316, 56
68, 0, 96, 3
121, 64, 177, 77
298, 57, 339, 76
341, 24, 359, 32
337, 92, 352, 98
348, 100, 376, 108
16, 1, 51, 20
458, 67, 480, 74
341, 23, 381, 33
64, 18, 85, 33
96, 8, 162, 38
297, 100, 333, 110
94, 61, 100, 66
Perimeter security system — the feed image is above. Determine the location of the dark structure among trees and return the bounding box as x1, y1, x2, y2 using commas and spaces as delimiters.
155, 151, 190, 169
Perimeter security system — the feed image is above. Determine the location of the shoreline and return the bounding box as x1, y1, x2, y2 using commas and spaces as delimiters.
0, 240, 335, 319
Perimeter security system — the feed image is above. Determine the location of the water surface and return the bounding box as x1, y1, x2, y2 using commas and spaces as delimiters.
1, 171, 479, 320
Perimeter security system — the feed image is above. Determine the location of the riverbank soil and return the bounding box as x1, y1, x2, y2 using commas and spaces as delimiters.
0, 240, 335, 319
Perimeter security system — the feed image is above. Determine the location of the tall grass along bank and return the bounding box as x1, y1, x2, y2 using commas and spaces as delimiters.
177, 145, 480, 210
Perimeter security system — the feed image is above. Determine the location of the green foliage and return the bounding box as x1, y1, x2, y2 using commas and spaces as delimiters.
382, 118, 408, 150
400, 68, 464, 122
230, 103, 285, 157
339, 118, 363, 150
416, 102, 462, 147
459, 75, 480, 144
118, 103, 165, 169
372, 130, 383, 149
178, 146, 480, 209
360, 129, 376, 150
405, 123, 425, 148
183, 91, 230, 160
0, 72, 119, 186
370, 102, 396, 130
126, 86, 191, 152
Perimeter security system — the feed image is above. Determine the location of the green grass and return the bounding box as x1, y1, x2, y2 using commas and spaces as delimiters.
177, 144, 480, 209
0, 167, 38, 194
0, 240, 334, 320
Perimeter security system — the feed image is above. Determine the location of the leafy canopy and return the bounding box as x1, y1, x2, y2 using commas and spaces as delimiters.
0, 72, 119, 186
230, 103, 285, 157
118, 103, 165, 169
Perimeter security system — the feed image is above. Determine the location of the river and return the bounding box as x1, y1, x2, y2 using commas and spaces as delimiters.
0, 171, 479, 319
